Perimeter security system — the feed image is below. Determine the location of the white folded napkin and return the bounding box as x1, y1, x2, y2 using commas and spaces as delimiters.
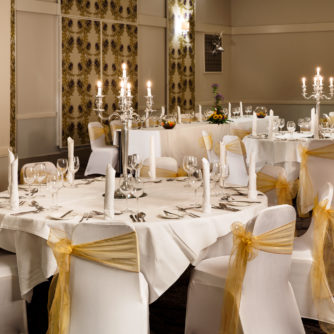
10, 157, 19, 210
198, 105, 203, 122
177, 106, 182, 124
8, 148, 15, 194
268, 109, 274, 140
248, 151, 257, 200
145, 111, 150, 128
149, 136, 156, 180
67, 137, 74, 183
220, 141, 226, 166
160, 106, 165, 118
202, 158, 211, 214
228, 102, 232, 119
104, 164, 115, 219
311, 108, 315, 134
252, 112, 257, 137
240, 101, 243, 117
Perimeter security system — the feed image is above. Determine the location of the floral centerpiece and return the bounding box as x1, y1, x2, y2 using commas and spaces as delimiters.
207, 83, 229, 124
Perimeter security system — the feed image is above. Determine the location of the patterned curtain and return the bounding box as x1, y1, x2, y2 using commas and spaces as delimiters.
61, 0, 138, 146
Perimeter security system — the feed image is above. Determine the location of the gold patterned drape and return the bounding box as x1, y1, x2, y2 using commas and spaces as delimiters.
168, 0, 195, 113
61, 0, 137, 146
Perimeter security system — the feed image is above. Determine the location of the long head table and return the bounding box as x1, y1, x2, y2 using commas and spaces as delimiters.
0, 178, 267, 302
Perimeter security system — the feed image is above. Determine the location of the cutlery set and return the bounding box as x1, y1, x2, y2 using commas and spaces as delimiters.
129, 212, 146, 222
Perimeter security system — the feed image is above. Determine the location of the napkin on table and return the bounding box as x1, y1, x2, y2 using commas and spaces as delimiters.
67, 137, 74, 183
10, 157, 19, 210
202, 158, 211, 214
104, 163, 115, 219
248, 151, 257, 200
149, 136, 156, 180
177, 106, 182, 124
8, 148, 15, 194
252, 112, 257, 137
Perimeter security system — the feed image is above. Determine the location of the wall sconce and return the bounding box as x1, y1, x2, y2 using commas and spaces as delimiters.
174, 6, 190, 37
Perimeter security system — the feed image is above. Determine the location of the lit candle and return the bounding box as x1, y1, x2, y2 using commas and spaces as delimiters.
146, 80, 152, 97
317, 67, 321, 76
97, 80, 102, 96
320, 76, 323, 86
122, 63, 127, 78
127, 82, 131, 97
120, 80, 125, 97
330, 77, 333, 87
302, 77, 306, 88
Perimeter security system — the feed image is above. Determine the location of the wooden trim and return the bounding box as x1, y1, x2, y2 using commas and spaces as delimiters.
16, 112, 57, 120
195, 23, 231, 34
16, 0, 59, 15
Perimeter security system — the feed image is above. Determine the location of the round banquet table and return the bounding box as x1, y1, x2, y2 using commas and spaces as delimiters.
0, 178, 267, 303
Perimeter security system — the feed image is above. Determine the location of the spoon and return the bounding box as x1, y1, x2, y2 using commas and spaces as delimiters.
136, 212, 147, 222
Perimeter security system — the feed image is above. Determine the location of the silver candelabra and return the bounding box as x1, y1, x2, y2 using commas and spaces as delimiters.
302, 67, 334, 138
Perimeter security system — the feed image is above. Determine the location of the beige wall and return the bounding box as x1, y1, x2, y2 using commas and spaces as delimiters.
0, 0, 11, 190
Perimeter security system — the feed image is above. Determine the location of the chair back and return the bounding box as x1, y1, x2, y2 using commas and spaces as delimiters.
110, 120, 122, 145
223, 135, 248, 186
20, 161, 57, 184
69, 223, 149, 334
239, 205, 304, 334
88, 122, 106, 149
141, 157, 178, 178
201, 130, 219, 163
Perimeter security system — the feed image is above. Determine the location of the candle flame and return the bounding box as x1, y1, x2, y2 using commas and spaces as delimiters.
127, 82, 131, 89
146, 80, 152, 88
97, 80, 102, 88
316, 67, 321, 75
122, 63, 127, 70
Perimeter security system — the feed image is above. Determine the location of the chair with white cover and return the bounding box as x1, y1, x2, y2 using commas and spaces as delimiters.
47, 223, 149, 334
223, 135, 248, 186
109, 119, 122, 145
141, 156, 178, 178
20, 161, 57, 184
185, 205, 305, 334
85, 122, 119, 176
256, 164, 298, 206
290, 182, 334, 323
201, 130, 219, 163
0, 250, 28, 334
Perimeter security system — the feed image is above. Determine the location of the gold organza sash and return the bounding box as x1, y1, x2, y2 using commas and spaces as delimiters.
199, 134, 213, 150
47, 229, 139, 334
220, 221, 295, 334
141, 165, 178, 178
89, 126, 105, 141
310, 199, 334, 333
214, 139, 246, 156
297, 143, 334, 214
231, 128, 251, 139
256, 172, 298, 205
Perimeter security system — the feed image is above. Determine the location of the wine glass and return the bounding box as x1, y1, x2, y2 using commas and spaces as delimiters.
119, 174, 134, 213
34, 163, 46, 189
23, 166, 36, 192
57, 158, 68, 186
46, 171, 62, 209
210, 161, 221, 196
245, 106, 252, 117
219, 164, 230, 199
131, 178, 144, 214
183, 156, 198, 178
278, 118, 285, 131
73, 156, 80, 180
189, 168, 203, 206
297, 118, 304, 132
287, 121, 296, 138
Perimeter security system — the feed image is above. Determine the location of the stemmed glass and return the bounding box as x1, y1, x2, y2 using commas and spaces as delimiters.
119, 174, 134, 213
297, 118, 304, 132
46, 171, 62, 209
219, 164, 230, 199
245, 106, 252, 117
287, 121, 296, 138
73, 156, 80, 180
210, 161, 221, 196
183, 156, 198, 186
34, 163, 46, 189
57, 158, 68, 186
278, 118, 285, 131
23, 166, 36, 192
189, 168, 203, 206
131, 178, 144, 214
129, 154, 141, 178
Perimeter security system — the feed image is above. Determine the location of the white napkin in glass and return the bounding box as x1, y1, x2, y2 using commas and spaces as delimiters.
240, 101, 243, 117
160, 106, 165, 118
198, 105, 203, 122
311, 108, 315, 134
248, 151, 257, 200
10, 157, 19, 210
104, 163, 115, 219
8, 148, 15, 194
149, 136, 156, 180
67, 137, 74, 183
177, 106, 182, 124
268, 109, 274, 140
252, 112, 257, 137
228, 102, 232, 119
202, 158, 211, 213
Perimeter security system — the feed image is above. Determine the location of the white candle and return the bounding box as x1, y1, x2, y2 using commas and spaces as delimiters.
239, 101, 243, 117
248, 151, 257, 200
97, 80, 102, 96
120, 80, 125, 97
302, 77, 306, 88
146, 80, 152, 97
310, 107, 315, 134
127, 82, 131, 97
317, 67, 321, 76
122, 63, 127, 78
220, 141, 226, 166
252, 112, 257, 136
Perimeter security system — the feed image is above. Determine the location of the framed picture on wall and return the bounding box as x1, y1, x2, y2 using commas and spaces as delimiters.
204, 34, 222, 73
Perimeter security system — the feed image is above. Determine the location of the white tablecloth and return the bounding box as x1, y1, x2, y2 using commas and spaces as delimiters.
0, 179, 267, 302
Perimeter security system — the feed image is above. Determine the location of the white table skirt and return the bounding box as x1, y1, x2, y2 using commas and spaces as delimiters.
0, 179, 267, 303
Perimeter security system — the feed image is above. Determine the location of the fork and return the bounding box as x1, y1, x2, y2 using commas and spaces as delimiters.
176, 207, 200, 218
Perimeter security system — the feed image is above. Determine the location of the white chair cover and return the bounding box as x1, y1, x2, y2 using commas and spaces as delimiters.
85, 122, 119, 176
20, 161, 57, 184
290, 182, 334, 322
0, 251, 28, 333
68, 223, 149, 334
223, 135, 248, 186
110, 120, 122, 145
142, 157, 178, 177
185, 205, 305, 334
201, 130, 219, 163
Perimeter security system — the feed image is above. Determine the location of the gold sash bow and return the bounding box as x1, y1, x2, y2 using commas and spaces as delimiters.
256, 172, 298, 205
220, 221, 295, 334
231, 128, 251, 139
89, 126, 105, 141
47, 229, 140, 334
297, 143, 334, 214
214, 139, 246, 156
199, 134, 213, 150
140, 165, 178, 178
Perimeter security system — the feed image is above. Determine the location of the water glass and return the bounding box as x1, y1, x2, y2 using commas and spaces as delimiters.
278, 118, 285, 131
183, 156, 198, 178
245, 106, 252, 117
297, 118, 304, 132
131, 178, 144, 214
219, 164, 229, 198
23, 166, 36, 192
210, 161, 221, 196
119, 174, 134, 213
34, 163, 46, 188
287, 121, 296, 137
189, 168, 203, 205
46, 171, 62, 209
57, 158, 68, 186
